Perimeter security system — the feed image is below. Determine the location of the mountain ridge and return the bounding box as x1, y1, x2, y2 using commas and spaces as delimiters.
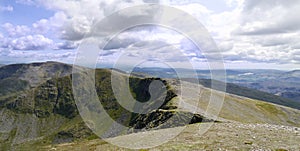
0, 62, 299, 150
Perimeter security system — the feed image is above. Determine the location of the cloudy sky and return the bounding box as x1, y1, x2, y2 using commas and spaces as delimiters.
0, 0, 299, 70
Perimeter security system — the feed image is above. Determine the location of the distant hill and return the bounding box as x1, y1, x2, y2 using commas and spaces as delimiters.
132, 67, 300, 102
283, 70, 300, 76
0, 61, 72, 86
279, 70, 300, 82
181, 78, 300, 110
0, 61, 73, 96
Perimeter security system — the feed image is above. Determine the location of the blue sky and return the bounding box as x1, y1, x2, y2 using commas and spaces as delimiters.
0, 0, 299, 70
0, 0, 54, 25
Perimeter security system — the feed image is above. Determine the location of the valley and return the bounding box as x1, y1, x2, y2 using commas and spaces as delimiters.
132, 67, 300, 103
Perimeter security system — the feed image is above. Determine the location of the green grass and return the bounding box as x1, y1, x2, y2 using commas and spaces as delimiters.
0, 78, 29, 96
275, 149, 288, 151
255, 102, 283, 115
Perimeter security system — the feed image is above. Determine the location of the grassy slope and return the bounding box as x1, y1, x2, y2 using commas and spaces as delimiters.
178, 80, 300, 126
182, 78, 300, 110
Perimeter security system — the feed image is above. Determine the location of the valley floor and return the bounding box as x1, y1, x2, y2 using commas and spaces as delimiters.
35, 122, 299, 151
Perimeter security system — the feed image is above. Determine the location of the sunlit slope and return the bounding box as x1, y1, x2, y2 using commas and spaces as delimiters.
0, 62, 299, 150
34, 122, 300, 151
173, 80, 300, 126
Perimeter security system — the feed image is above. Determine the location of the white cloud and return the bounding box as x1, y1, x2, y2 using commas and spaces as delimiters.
16, 0, 36, 5
96, 25, 207, 65
2, 49, 76, 64
32, 19, 49, 34
3, 35, 53, 50
236, 0, 300, 35
0, 34, 79, 51
32, 12, 67, 36
60, 15, 92, 40
53, 41, 79, 50
32, 0, 147, 40
2, 23, 31, 37
193, 0, 300, 65
0, 5, 13, 12
3, 0, 300, 67
1, 14, 79, 51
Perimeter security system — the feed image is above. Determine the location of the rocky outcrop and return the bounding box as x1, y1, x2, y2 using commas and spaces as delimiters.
129, 110, 214, 131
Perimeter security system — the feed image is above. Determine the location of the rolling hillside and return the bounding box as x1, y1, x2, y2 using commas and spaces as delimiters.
184, 78, 300, 110
0, 62, 208, 150
0, 62, 299, 150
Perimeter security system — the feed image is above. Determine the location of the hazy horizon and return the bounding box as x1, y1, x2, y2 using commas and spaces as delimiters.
1, 60, 299, 71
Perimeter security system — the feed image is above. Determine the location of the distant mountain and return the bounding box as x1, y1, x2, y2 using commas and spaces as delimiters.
239, 70, 300, 102
283, 70, 300, 76
279, 70, 300, 81
132, 67, 300, 102
0, 61, 72, 86
0, 61, 73, 96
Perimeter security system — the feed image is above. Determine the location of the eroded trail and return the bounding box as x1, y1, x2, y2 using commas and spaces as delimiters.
44, 122, 300, 151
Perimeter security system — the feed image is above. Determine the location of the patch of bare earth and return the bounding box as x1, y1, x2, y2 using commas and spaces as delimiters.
48, 122, 299, 151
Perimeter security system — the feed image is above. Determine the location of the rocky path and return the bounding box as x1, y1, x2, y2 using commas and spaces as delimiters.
45, 122, 300, 151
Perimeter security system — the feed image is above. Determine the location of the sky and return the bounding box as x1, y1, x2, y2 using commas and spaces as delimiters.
0, 0, 299, 70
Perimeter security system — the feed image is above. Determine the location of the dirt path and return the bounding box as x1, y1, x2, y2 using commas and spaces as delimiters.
47, 122, 300, 151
